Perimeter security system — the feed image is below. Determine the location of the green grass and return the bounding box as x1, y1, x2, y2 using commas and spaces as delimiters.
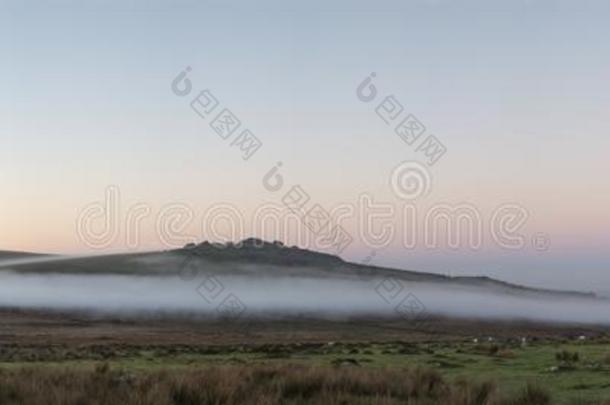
2, 340, 610, 404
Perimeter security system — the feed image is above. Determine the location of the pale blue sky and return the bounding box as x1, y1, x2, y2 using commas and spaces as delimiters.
1, 0, 609, 291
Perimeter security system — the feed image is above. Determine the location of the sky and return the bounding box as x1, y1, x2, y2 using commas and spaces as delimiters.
1, 0, 609, 292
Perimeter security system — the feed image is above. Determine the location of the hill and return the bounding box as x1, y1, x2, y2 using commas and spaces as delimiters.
0, 238, 596, 301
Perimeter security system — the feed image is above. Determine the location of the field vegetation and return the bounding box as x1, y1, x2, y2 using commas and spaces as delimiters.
1, 339, 610, 404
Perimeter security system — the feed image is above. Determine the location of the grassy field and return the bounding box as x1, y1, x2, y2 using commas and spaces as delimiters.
1, 338, 610, 404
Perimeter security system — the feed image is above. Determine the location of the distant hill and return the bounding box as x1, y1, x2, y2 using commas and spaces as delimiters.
0, 250, 48, 260
174, 239, 595, 299
0, 238, 596, 300
179, 238, 344, 267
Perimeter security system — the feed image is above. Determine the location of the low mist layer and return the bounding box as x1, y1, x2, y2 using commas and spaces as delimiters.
0, 271, 608, 325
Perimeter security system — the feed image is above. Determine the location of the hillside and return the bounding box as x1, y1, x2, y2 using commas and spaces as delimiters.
0, 239, 596, 301
0, 250, 49, 260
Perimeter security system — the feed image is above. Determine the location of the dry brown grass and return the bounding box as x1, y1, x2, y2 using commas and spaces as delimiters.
0, 363, 550, 405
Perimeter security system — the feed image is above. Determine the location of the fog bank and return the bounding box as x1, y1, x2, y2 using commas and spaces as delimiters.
0, 271, 608, 325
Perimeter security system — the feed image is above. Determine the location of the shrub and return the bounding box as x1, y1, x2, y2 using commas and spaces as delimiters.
0, 364, 560, 405
503, 382, 551, 405
556, 350, 580, 363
